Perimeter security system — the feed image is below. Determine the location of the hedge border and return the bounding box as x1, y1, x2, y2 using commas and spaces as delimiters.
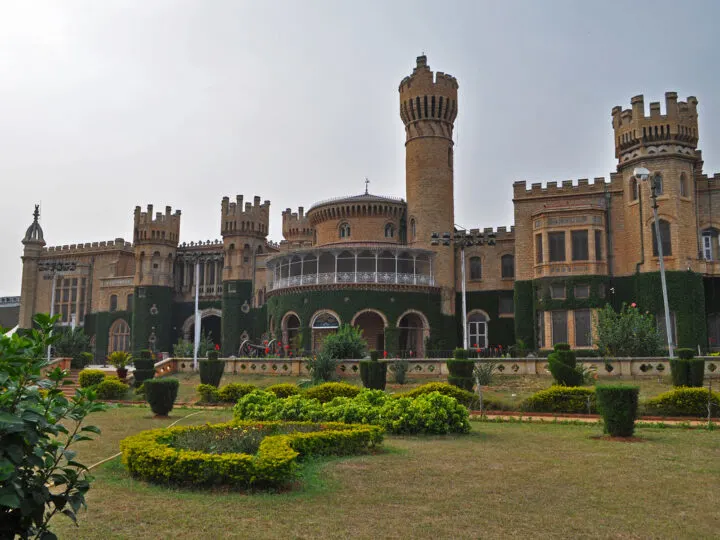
120, 421, 384, 488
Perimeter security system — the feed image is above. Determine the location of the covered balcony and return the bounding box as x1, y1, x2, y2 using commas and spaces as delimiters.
267, 244, 435, 293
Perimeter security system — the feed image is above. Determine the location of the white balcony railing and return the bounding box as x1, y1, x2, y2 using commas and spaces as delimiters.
270, 271, 434, 291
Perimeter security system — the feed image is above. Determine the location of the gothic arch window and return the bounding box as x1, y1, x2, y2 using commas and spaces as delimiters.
109, 294, 118, 312
469, 257, 482, 280
651, 219, 672, 256
652, 173, 664, 196
680, 173, 689, 197
384, 223, 395, 238
630, 177, 639, 201
339, 223, 351, 239
108, 319, 131, 353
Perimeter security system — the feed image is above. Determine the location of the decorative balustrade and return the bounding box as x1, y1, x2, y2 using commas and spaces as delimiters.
270, 271, 434, 291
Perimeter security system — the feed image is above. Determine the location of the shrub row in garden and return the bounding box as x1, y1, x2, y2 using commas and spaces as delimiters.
670, 349, 705, 387
196, 381, 359, 404
521, 386, 597, 414
233, 389, 470, 435
644, 387, 720, 417
120, 421, 383, 488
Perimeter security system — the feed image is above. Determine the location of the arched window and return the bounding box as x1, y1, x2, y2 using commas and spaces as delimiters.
652, 173, 664, 196
651, 219, 672, 256
680, 173, 689, 197
467, 312, 488, 349
108, 318, 131, 353
630, 177, 639, 201
311, 312, 340, 329
501, 254, 515, 278
339, 223, 351, 238
109, 294, 118, 312
469, 257, 482, 280
410, 219, 416, 240
384, 223, 395, 238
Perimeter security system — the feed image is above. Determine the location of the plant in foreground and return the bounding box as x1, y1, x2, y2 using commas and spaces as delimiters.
596, 384, 639, 437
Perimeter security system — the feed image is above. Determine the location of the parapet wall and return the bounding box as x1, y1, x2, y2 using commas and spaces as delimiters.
221, 195, 270, 237
44, 238, 133, 255
513, 177, 620, 199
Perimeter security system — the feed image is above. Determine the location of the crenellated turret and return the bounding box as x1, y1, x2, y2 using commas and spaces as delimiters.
282, 206, 314, 247
133, 204, 181, 287
221, 195, 270, 281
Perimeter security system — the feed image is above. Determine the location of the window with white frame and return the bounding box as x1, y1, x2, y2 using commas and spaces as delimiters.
467, 312, 488, 348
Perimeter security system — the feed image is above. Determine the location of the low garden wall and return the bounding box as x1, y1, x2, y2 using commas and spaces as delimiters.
153, 356, 720, 378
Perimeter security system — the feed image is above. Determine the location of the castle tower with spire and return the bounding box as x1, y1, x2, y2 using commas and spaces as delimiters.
399, 55, 458, 314
18, 205, 46, 328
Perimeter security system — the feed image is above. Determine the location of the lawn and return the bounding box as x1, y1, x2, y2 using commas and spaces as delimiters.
52, 406, 720, 539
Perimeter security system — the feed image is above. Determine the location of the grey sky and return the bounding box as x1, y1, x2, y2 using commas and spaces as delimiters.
2, 0, 719, 296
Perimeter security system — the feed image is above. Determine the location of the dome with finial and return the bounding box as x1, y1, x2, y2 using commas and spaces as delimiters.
23, 205, 45, 245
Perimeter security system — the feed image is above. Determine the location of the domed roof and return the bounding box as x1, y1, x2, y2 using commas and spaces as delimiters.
22, 205, 45, 245
307, 192, 405, 213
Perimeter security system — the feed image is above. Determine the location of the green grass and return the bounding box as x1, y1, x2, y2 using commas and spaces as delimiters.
51, 406, 720, 539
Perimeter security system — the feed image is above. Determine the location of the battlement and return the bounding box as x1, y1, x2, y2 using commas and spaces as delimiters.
178, 239, 224, 250
695, 173, 720, 190
399, 55, 458, 127
282, 206, 314, 242
133, 204, 181, 245
466, 226, 515, 241
612, 92, 699, 159
44, 238, 133, 254
221, 195, 270, 237
513, 177, 619, 199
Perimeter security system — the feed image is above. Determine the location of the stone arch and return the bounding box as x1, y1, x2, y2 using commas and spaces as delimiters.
352, 309, 387, 352
108, 318, 131, 354
396, 309, 430, 356
351, 309, 388, 327
182, 308, 222, 341
310, 309, 342, 352
281, 311, 302, 352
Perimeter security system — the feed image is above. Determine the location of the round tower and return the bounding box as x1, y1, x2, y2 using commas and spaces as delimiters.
399, 55, 458, 314
612, 92, 702, 273
18, 205, 46, 328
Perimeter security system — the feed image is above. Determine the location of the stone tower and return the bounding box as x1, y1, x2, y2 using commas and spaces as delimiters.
220, 195, 270, 355
399, 55, 459, 314
132, 204, 181, 353
18, 205, 46, 328
282, 206, 314, 248
612, 93, 701, 274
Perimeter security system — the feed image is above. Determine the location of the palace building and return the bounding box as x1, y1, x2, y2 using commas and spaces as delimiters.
16, 55, 720, 360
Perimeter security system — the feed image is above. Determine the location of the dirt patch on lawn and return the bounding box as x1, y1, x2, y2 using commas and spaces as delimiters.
590, 435, 645, 443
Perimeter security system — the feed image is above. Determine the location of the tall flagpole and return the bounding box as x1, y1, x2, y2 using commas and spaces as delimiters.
193, 259, 201, 370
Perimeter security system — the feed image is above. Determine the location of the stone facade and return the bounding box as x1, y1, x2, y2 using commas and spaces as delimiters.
16, 56, 720, 359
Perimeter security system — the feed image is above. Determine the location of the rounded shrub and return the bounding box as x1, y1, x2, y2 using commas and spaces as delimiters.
144, 378, 180, 416
78, 369, 106, 388
199, 357, 224, 388
380, 391, 470, 435
644, 387, 720, 417
402, 382, 479, 409
95, 378, 129, 400
132, 349, 155, 387
196, 383, 220, 403
265, 383, 300, 398
446, 358, 474, 391
304, 382, 361, 403
521, 386, 596, 414
359, 360, 387, 390
218, 383, 257, 403
596, 385, 639, 437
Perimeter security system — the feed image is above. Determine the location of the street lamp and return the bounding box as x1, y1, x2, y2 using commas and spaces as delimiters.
431, 228, 496, 350
38, 260, 77, 361
634, 166, 674, 358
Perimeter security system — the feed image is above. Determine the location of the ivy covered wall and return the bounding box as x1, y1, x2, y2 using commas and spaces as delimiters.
266, 288, 456, 355
84, 310, 131, 362
132, 286, 173, 355
221, 280, 266, 356
457, 290, 515, 348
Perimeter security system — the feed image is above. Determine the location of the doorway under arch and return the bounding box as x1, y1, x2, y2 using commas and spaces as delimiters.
281, 312, 302, 353
352, 310, 386, 352
182, 308, 222, 346
310, 311, 341, 352
397, 311, 429, 356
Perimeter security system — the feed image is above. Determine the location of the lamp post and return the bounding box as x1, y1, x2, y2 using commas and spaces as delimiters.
38, 260, 77, 361
634, 167, 674, 358
431, 228, 496, 350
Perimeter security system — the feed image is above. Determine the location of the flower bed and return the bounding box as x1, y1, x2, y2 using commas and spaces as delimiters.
120, 421, 383, 489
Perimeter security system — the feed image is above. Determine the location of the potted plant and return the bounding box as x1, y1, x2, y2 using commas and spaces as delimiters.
108, 351, 133, 380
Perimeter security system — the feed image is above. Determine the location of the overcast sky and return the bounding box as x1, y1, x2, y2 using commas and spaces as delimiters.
1, 0, 719, 296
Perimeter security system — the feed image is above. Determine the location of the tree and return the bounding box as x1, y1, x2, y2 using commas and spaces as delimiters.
595, 303, 663, 357
1, 314, 106, 539
52, 328, 91, 369
322, 324, 367, 360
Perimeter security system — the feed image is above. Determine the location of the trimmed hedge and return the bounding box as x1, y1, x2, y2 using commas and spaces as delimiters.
596, 385, 639, 437
446, 358, 474, 391
401, 382, 478, 409
547, 343, 583, 386
199, 358, 224, 387
521, 386, 596, 414
359, 360, 387, 390
303, 382, 361, 403
265, 383, 301, 398
78, 369, 106, 388
144, 378, 179, 416
670, 358, 705, 387
120, 421, 383, 488
133, 349, 156, 386
218, 383, 257, 403
197, 383, 220, 403
644, 387, 720, 418
95, 378, 129, 399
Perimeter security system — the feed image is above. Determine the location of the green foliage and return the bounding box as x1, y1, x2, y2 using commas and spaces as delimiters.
79, 369, 106, 388
305, 351, 338, 384
132, 351, 155, 387
389, 359, 409, 385
173, 333, 215, 358
677, 348, 695, 360
473, 360, 497, 386
107, 350, 133, 369
140, 349, 153, 360
401, 382, 479, 409
359, 360, 387, 390
95, 378, 129, 400
453, 348, 469, 359
196, 383, 220, 403
144, 378, 179, 416
513, 280, 536, 348
232, 389, 470, 435
547, 344, 583, 386
369, 350, 380, 361
644, 387, 720, 417
265, 383, 301, 398
0, 314, 107, 538
120, 421, 383, 488
596, 385, 639, 437
521, 386, 597, 414
670, 359, 705, 387
218, 383, 257, 403
208, 350, 219, 361
446, 358, 474, 391
199, 359, 224, 388
323, 324, 367, 359
595, 303, 662, 357
304, 382, 361, 403
52, 327, 92, 369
